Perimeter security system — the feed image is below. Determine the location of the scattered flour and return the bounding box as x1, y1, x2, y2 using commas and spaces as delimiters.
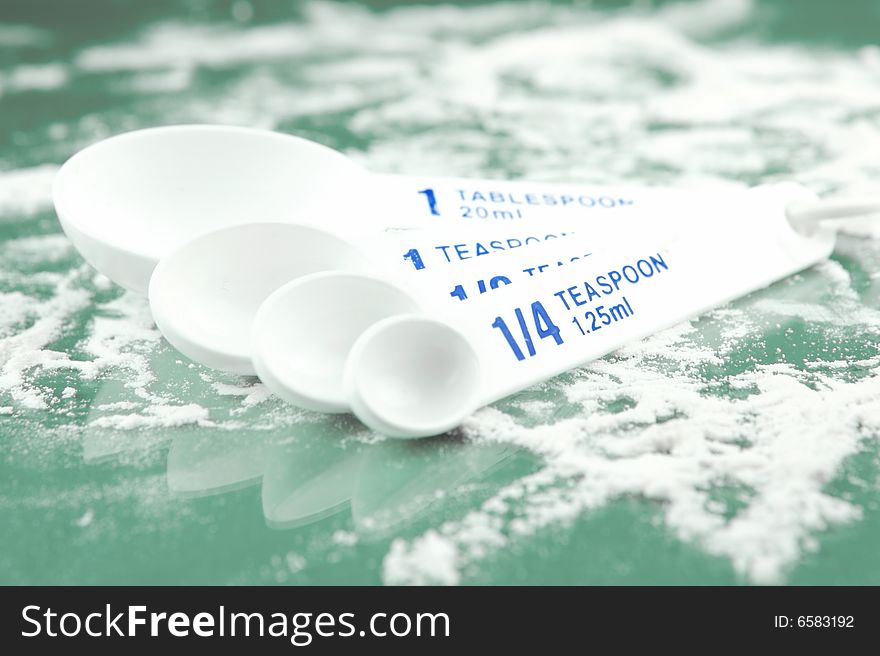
0, 63, 69, 94
332, 530, 358, 547
0, 265, 93, 409
96, 401, 139, 411
1, 234, 73, 265
0, 165, 59, 218
284, 552, 307, 574
384, 531, 461, 586
79, 292, 163, 389
89, 403, 211, 430
75, 23, 317, 72
75, 509, 95, 528
211, 381, 273, 408
0, 0, 878, 585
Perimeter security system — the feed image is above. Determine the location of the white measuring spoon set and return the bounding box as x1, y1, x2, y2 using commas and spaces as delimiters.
54, 125, 677, 372
53, 125, 880, 438
56, 124, 751, 373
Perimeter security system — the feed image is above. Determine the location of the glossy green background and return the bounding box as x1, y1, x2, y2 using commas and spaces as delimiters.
1, 0, 879, 585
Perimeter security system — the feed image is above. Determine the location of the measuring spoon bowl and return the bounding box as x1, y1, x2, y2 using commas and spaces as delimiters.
149, 223, 372, 375
251, 271, 423, 412
345, 314, 482, 439
53, 124, 367, 294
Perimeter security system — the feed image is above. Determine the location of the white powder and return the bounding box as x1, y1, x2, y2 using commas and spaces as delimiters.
89, 403, 211, 430
284, 552, 307, 574
75, 509, 94, 528
0, 165, 59, 218
332, 530, 358, 547
123, 66, 194, 94
384, 531, 461, 586
75, 23, 316, 72
0, 291, 39, 336
0, 265, 93, 409
79, 292, 163, 389
0, 63, 69, 93
212, 381, 272, 407
91, 273, 114, 290
96, 401, 139, 411
0, 0, 878, 585
1, 234, 73, 265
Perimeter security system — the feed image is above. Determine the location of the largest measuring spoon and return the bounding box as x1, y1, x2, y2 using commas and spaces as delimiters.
53, 125, 372, 294
53, 124, 648, 295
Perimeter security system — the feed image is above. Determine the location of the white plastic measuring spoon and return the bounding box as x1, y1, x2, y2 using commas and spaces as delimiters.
53, 125, 368, 294
345, 193, 880, 437
54, 124, 657, 295
251, 183, 851, 414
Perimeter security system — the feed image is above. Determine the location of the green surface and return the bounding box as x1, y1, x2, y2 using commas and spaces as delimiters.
1, 0, 880, 585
